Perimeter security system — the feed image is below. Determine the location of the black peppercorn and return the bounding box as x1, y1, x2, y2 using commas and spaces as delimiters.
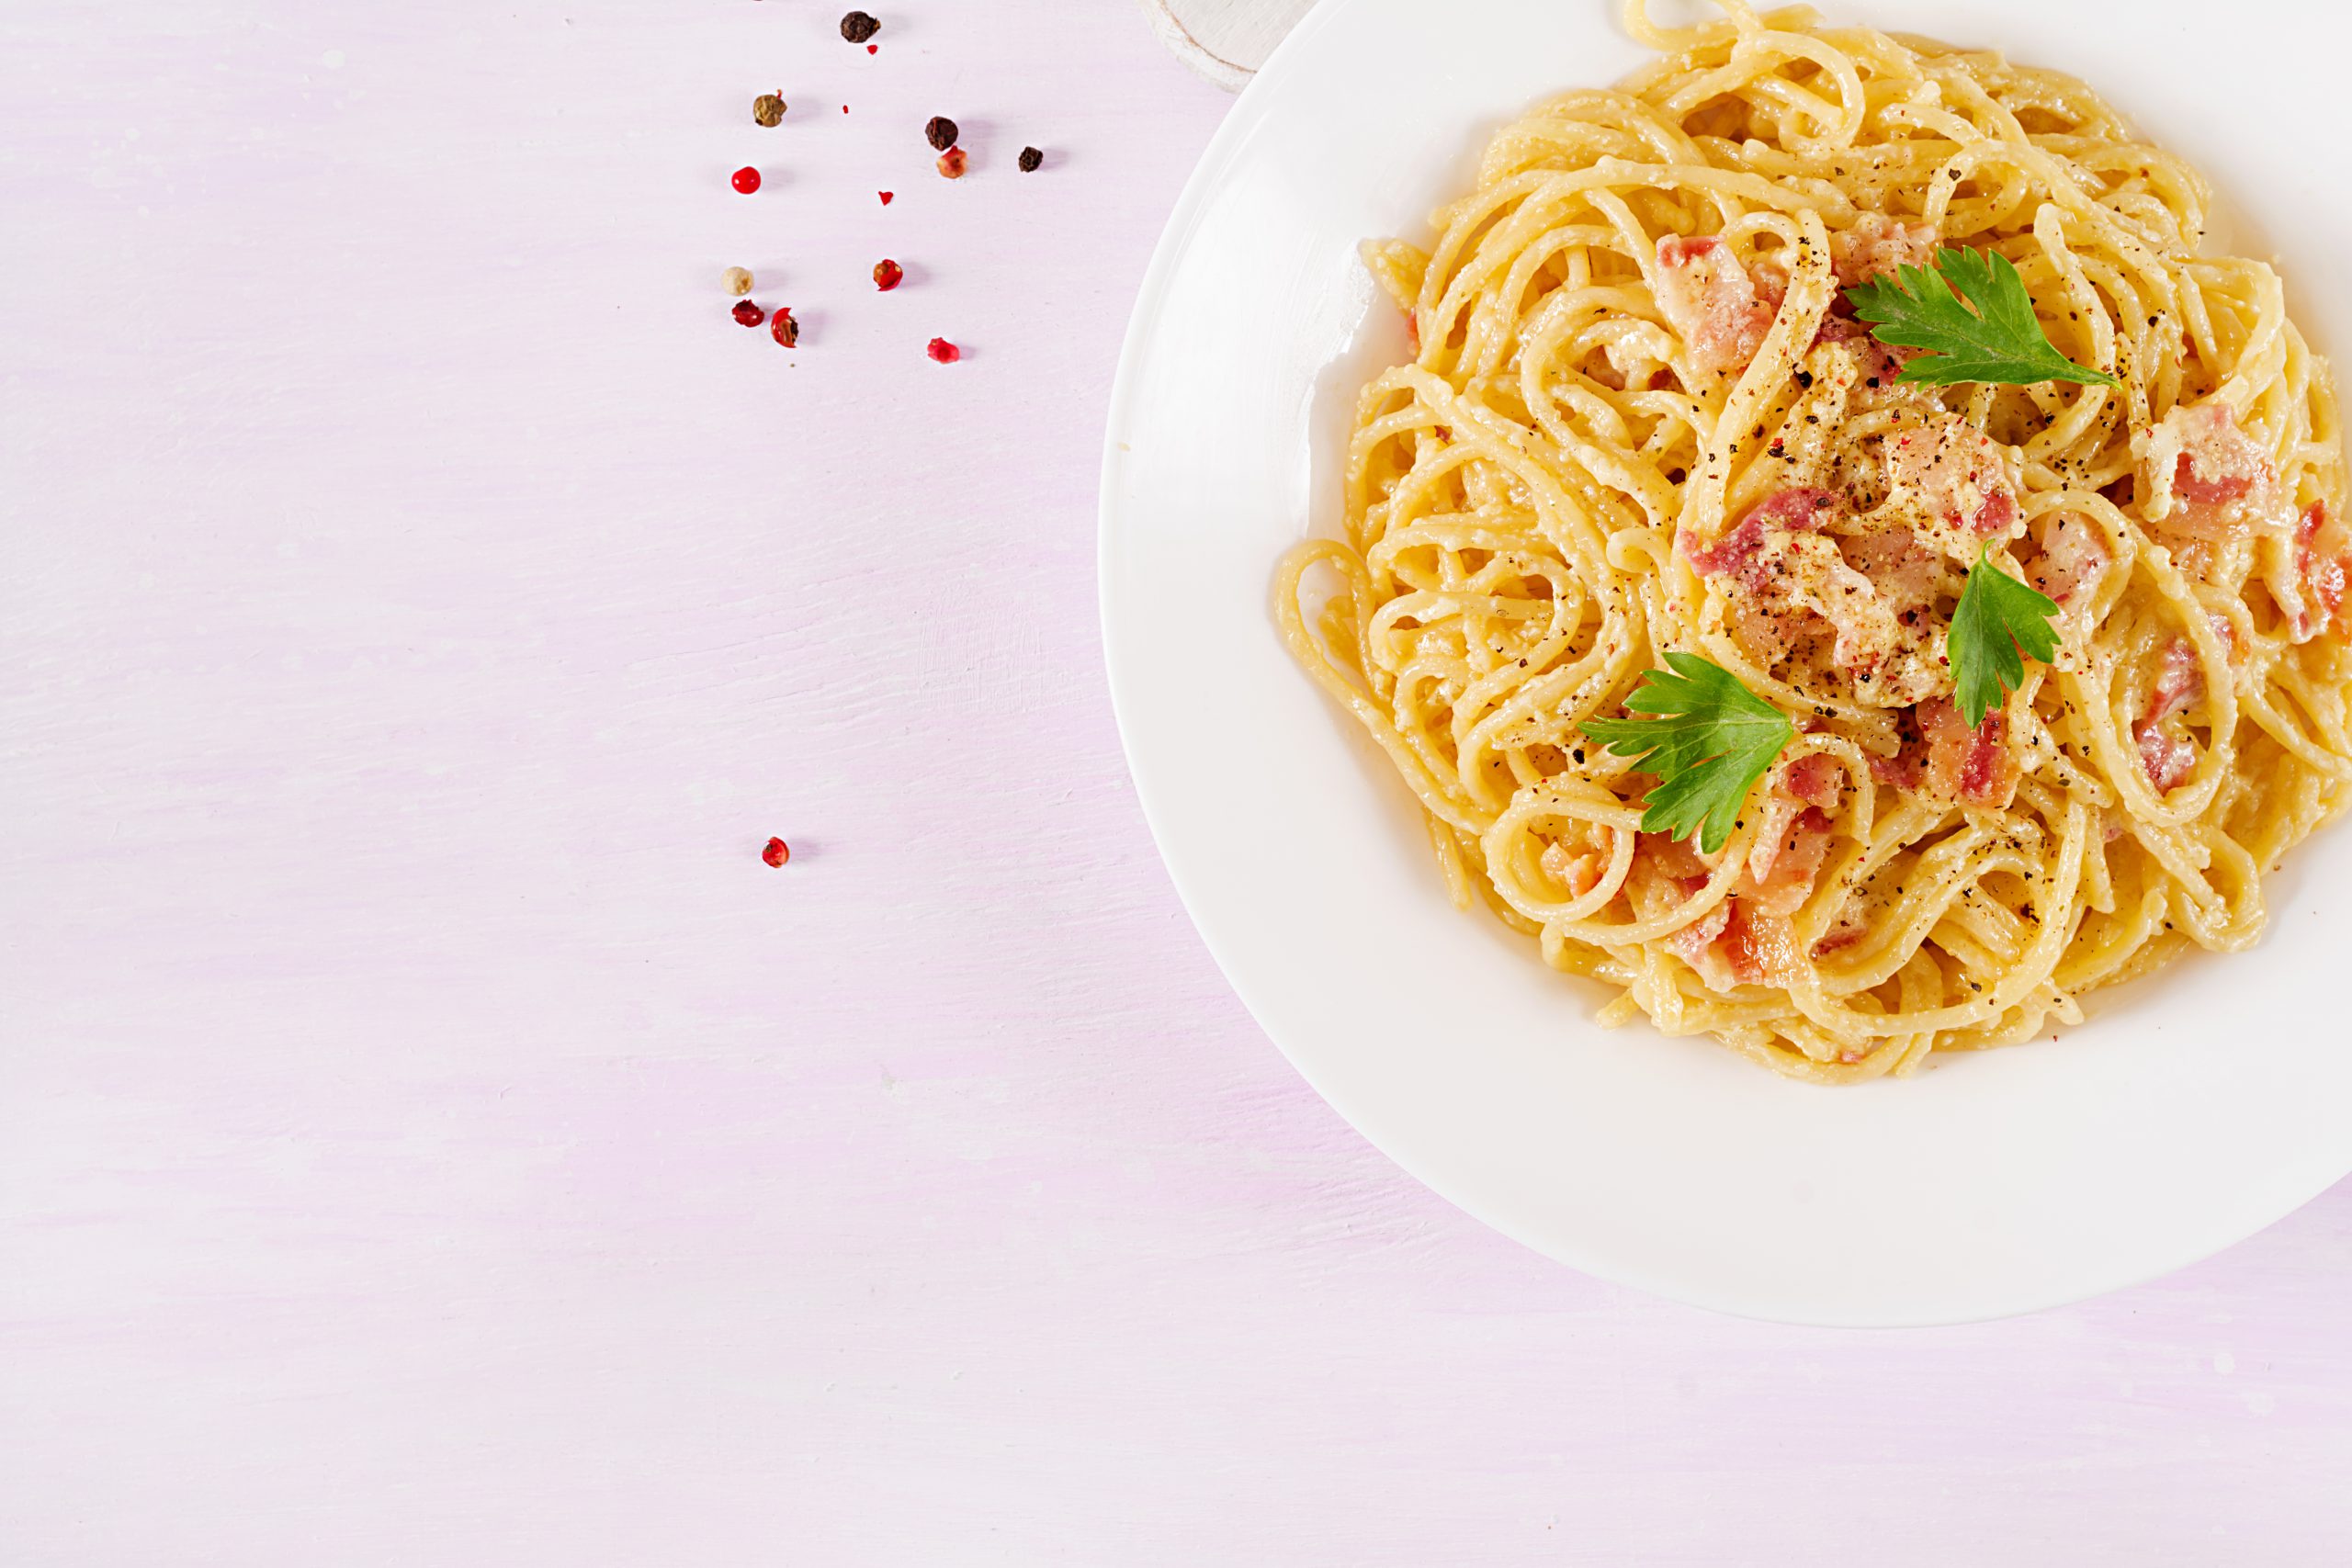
1018, 146, 1044, 173
925, 115, 959, 152
840, 11, 879, 43
752, 93, 786, 128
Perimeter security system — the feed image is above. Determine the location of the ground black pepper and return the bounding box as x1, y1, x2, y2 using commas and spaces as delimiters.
840, 11, 879, 43
925, 115, 959, 152
1018, 146, 1044, 173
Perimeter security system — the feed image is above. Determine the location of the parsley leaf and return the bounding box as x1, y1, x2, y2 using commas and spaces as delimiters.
1581, 652, 1794, 854
1948, 544, 2063, 728
1846, 246, 2120, 389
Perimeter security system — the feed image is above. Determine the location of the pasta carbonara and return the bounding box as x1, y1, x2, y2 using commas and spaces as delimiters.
1277, 0, 2350, 1079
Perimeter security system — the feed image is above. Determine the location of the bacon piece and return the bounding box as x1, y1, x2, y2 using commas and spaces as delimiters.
1639, 839, 1730, 977
1681, 516, 1768, 584
1680, 488, 1837, 585
1783, 753, 1845, 810
1838, 527, 1942, 615
1682, 524, 1761, 581
2142, 637, 2203, 728
1683, 489, 1924, 682
2131, 637, 2204, 793
1665, 896, 1733, 968
1706, 758, 1848, 931
2177, 460, 2253, 507
1741, 766, 1830, 884
1868, 750, 1921, 791
1718, 899, 1796, 986
1654, 234, 1771, 373
1741, 807, 1836, 917
1915, 698, 2018, 809
1814, 315, 1907, 389
2172, 420, 2261, 505
2019, 511, 2109, 605
1690, 494, 1970, 703
1539, 840, 1604, 898
1640, 832, 1712, 884
1811, 908, 1871, 960
1627, 832, 1734, 976
1653, 874, 1792, 989
2137, 726, 2198, 794
1870, 705, 1928, 792
1832, 213, 1939, 287
1883, 414, 2024, 550
1743, 485, 1839, 532
2288, 502, 2349, 642
2170, 537, 2219, 582
2145, 402, 2276, 538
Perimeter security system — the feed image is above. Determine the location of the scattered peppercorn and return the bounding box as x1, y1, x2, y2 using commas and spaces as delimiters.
936, 148, 967, 179
925, 116, 959, 152
873, 259, 904, 292
723, 266, 753, 297
773, 308, 799, 347
878, 190, 894, 206
840, 11, 879, 43
1018, 146, 1045, 173
927, 337, 959, 363
866, 44, 877, 54
752, 93, 786, 128
762, 837, 791, 867
732, 299, 766, 328
730, 165, 762, 194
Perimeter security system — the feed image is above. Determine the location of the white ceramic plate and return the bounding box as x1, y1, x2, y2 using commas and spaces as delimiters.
1100, 0, 2352, 1325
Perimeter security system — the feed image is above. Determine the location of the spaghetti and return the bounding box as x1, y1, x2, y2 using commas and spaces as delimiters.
1277, 0, 2350, 1080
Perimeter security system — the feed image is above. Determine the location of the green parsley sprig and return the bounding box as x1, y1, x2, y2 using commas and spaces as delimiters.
1846, 246, 2120, 389
1582, 652, 1794, 854
1948, 545, 2063, 727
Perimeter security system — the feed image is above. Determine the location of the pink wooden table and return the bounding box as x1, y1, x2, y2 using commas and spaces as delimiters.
4, 3, 2349, 1561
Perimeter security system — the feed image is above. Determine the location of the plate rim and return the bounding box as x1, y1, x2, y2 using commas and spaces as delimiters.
1098, 0, 2352, 1325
